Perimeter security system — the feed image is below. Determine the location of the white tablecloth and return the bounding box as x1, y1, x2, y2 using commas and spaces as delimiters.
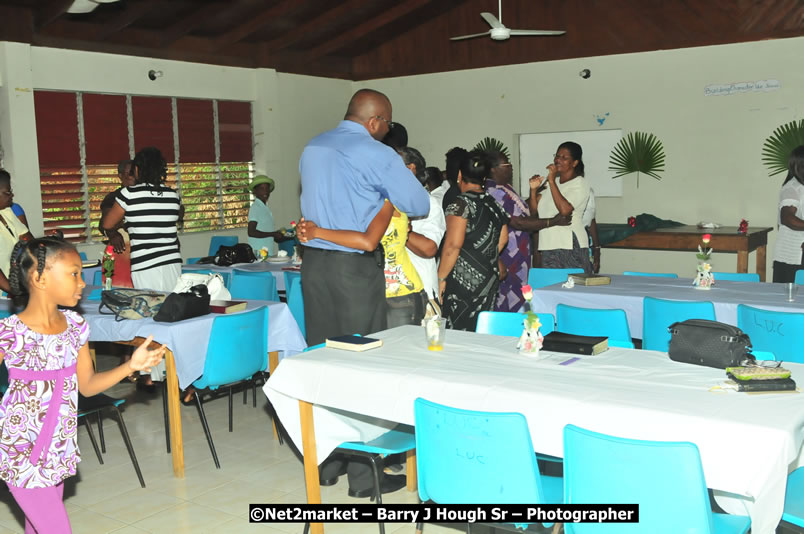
182, 260, 298, 291
529, 274, 804, 337
265, 325, 804, 534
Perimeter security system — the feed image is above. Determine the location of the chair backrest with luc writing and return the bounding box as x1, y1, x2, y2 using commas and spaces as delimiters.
737, 304, 804, 364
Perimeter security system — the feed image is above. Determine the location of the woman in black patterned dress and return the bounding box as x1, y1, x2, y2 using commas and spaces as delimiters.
438, 150, 509, 331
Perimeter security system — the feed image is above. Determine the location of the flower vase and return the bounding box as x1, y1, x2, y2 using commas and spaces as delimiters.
517, 323, 544, 356
693, 261, 714, 290
103, 277, 112, 290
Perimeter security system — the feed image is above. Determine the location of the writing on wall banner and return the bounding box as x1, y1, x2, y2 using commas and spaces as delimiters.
704, 80, 781, 96
248, 504, 639, 524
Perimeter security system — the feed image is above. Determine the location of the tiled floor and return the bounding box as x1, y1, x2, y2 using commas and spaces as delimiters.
0, 352, 478, 534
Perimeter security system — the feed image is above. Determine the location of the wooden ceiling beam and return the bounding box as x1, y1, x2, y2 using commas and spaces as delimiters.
259, 0, 365, 56
160, 2, 227, 47
35, 0, 75, 31
212, 0, 298, 52
306, 0, 431, 60
94, 0, 159, 41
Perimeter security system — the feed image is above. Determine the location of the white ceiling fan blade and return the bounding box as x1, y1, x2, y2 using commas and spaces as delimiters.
480, 12, 504, 29
450, 31, 492, 41
508, 29, 566, 36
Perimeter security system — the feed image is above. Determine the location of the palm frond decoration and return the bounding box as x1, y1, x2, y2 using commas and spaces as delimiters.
609, 132, 666, 187
762, 120, 804, 177
473, 137, 511, 160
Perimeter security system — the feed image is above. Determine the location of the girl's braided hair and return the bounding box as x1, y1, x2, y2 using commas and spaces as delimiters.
8, 237, 76, 308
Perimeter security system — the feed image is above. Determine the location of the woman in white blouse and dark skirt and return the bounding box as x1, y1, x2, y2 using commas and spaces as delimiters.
772, 145, 804, 283
533, 141, 592, 273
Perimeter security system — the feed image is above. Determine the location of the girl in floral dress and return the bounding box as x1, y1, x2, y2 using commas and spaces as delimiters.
0, 237, 165, 533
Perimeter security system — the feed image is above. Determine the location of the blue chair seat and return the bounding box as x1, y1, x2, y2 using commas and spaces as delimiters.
338, 426, 415, 455
528, 268, 584, 289
783, 467, 804, 527
623, 271, 678, 278
712, 272, 760, 282
476, 311, 556, 336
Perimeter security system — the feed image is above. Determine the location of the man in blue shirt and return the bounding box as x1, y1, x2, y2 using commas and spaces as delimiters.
299, 88, 429, 497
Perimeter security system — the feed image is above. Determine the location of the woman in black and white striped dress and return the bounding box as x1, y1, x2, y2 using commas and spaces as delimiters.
102, 147, 183, 292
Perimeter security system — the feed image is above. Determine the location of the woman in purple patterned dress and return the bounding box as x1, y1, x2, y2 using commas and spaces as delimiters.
0, 237, 165, 533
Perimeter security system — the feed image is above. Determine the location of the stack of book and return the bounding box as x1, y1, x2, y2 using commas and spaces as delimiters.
569, 274, 611, 286
724, 366, 796, 392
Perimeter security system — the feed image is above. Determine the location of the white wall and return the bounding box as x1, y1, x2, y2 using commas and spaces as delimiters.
3, 37, 803, 276
357, 36, 804, 278
0, 44, 350, 261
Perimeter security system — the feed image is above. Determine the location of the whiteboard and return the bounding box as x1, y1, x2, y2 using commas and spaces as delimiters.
518, 129, 623, 197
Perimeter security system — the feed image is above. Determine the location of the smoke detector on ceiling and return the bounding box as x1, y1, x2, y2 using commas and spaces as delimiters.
67, 0, 120, 14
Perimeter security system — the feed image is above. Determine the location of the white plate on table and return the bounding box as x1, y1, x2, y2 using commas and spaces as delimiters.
264, 256, 291, 263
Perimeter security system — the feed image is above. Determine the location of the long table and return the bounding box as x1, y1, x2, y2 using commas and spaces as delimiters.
529, 274, 802, 338
182, 260, 298, 291
603, 226, 772, 281
264, 325, 804, 534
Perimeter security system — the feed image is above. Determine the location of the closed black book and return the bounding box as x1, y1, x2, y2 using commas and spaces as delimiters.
726, 375, 797, 392
542, 331, 609, 355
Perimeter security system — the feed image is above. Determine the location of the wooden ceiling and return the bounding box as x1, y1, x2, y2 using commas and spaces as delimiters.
0, 0, 802, 80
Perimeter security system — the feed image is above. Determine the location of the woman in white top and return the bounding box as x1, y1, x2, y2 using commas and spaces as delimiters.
0, 170, 33, 294
772, 145, 804, 283
533, 142, 592, 273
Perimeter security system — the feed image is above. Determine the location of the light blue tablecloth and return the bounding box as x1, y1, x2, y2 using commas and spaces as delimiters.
530, 274, 804, 337
82, 297, 306, 389
182, 260, 298, 291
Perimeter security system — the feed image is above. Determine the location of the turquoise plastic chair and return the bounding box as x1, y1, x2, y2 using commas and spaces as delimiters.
527, 267, 583, 289
208, 235, 238, 256
783, 467, 804, 528
642, 297, 715, 351
712, 272, 759, 282
230, 270, 279, 302
795, 270, 804, 285
92, 270, 102, 286
563, 424, 751, 534
556, 304, 634, 348
476, 311, 555, 336
79, 251, 88, 261
180, 306, 268, 468
284, 271, 305, 338
737, 304, 804, 364
181, 268, 231, 289
414, 398, 562, 531
186, 257, 202, 265
623, 271, 678, 278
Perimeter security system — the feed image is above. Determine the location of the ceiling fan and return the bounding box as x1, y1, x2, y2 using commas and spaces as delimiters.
450, 0, 566, 41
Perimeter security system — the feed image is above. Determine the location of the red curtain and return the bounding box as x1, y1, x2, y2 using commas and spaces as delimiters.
218, 100, 252, 162
83, 93, 129, 165
131, 96, 175, 163
33, 91, 80, 167
176, 98, 215, 163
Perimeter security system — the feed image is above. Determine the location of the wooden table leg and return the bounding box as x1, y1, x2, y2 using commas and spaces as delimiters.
269, 351, 280, 440
164, 349, 185, 478
299, 401, 323, 534
756, 245, 767, 282
406, 448, 417, 492
737, 250, 749, 274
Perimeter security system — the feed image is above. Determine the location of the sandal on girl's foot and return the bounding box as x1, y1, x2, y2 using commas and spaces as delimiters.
180, 388, 196, 406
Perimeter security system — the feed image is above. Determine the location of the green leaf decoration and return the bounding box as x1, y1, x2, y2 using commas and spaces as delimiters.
608, 132, 666, 187
473, 137, 511, 161
762, 119, 804, 177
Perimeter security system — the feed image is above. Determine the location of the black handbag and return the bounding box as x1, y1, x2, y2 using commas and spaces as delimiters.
667, 319, 755, 369
153, 284, 211, 323
213, 243, 256, 266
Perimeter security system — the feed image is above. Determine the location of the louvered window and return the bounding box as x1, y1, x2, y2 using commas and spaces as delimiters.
33, 92, 253, 241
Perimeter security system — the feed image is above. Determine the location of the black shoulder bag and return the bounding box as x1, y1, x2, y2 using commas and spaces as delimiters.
668, 319, 755, 369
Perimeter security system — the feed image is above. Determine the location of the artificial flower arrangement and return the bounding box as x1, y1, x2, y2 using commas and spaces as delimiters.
278, 220, 297, 238
258, 247, 270, 261
693, 234, 715, 289
517, 284, 544, 354
102, 245, 115, 290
